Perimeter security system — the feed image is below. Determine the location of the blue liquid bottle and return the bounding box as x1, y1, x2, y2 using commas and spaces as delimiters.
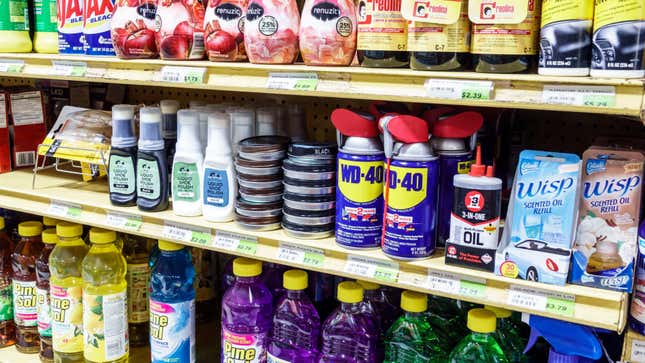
149, 241, 195, 363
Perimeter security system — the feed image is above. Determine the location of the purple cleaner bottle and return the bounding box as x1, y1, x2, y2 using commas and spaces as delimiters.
268, 269, 321, 362
222, 258, 273, 362
320, 281, 379, 363
357, 280, 400, 360
629, 219, 645, 334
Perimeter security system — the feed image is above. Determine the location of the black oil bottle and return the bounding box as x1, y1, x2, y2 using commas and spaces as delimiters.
136, 107, 169, 211
357, 0, 409, 67
108, 104, 138, 206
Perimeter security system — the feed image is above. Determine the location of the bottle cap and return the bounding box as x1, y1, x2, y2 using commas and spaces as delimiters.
485, 305, 512, 318
337, 281, 363, 304
283, 269, 308, 290
160, 99, 180, 114
401, 290, 427, 313
176, 109, 202, 152
356, 280, 379, 291
43, 216, 59, 228
209, 112, 231, 129
469, 144, 487, 177
19, 221, 43, 237
160, 100, 180, 139
56, 222, 83, 238
139, 107, 164, 150
0, 216, 5, 230
111, 104, 137, 147
158, 240, 183, 251
467, 308, 497, 333
89, 228, 117, 244
233, 257, 262, 277
42, 228, 58, 244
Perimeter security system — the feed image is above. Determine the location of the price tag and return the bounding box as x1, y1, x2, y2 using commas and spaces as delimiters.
507, 286, 575, 317
47, 200, 82, 219
276, 243, 325, 268
52, 61, 87, 77
631, 340, 645, 362
105, 211, 142, 231
545, 295, 575, 317
425, 271, 487, 299
267, 73, 318, 91
0, 59, 24, 73
425, 79, 493, 100
160, 66, 206, 84
213, 231, 258, 255
542, 85, 616, 107
344, 255, 399, 283
162, 222, 212, 245
459, 280, 487, 299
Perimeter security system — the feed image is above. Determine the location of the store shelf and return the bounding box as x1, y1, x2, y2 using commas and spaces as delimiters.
0, 169, 629, 332
623, 329, 645, 362
0, 53, 643, 120
0, 345, 150, 363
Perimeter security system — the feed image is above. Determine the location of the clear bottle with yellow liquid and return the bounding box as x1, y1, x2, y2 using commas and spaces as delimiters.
49, 223, 88, 363
81, 228, 128, 363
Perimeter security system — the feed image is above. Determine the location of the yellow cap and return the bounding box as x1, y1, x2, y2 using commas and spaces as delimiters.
337, 281, 363, 304
233, 258, 262, 277
357, 280, 379, 291
467, 308, 497, 333
19, 221, 43, 237
42, 228, 58, 244
158, 240, 183, 251
56, 222, 83, 238
42, 216, 59, 227
401, 291, 427, 313
283, 269, 308, 290
485, 305, 512, 319
89, 228, 117, 244
0, 216, 5, 230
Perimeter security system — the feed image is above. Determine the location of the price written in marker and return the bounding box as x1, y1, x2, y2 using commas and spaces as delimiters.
213, 231, 258, 255
425, 79, 494, 100
0, 60, 24, 73
276, 243, 325, 267
542, 85, 616, 108
267, 73, 319, 91
105, 211, 142, 231
344, 255, 399, 283
160, 66, 206, 84
48, 200, 82, 219
162, 222, 212, 245
52, 61, 87, 77
507, 286, 575, 317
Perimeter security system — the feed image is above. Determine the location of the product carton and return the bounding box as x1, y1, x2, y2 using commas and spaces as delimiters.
0, 93, 10, 173
9, 90, 47, 169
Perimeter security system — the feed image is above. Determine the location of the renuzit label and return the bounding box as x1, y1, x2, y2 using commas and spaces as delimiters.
58, 0, 85, 53
84, 0, 116, 55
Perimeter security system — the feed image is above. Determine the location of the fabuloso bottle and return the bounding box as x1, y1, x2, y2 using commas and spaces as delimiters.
109, 105, 138, 206
137, 107, 169, 212
150, 241, 196, 363
50, 223, 88, 363
34, 0, 59, 53
448, 308, 509, 363
0, 0, 32, 52
0, 216, 15, 348
172, 110, 204, 217
36, 228, 57, 363
82, 229, 128, 363
203, 112, 236, 222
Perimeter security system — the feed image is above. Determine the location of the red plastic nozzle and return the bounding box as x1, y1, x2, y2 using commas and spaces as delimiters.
469, 144, 486, 177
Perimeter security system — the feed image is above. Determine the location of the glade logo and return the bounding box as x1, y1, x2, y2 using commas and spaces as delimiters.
246, 2, 263, 21
311, 2, 341, 21
137, 3, 157, 20
519, 160, 540, 175
215, 3, 242, 20
586, 158, 606, 175
583, 175, 641, 198
516, 177, 575, 199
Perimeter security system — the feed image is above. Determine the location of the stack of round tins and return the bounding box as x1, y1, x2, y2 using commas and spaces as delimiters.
234, 136, 290, 230
282, 142, 338, 239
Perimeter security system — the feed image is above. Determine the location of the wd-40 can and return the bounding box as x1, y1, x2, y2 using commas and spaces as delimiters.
332, 109, 385, 249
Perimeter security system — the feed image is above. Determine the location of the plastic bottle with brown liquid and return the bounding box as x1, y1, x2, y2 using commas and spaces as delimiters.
36, 229, 57, 363
123, 235, 150, 347
0, 216, 16, 348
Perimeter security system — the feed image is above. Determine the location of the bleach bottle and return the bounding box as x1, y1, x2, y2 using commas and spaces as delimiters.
172, 110, 203, 217
83, 0, 115, 55
332, 109, 385, 249
57, 0, 84, 53
149, 240, 195, 363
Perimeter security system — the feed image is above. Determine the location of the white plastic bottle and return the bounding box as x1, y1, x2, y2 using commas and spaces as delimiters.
228, 107, 256, 152
172, 110, 204, 217
202, 112, 236, 222
256, 107, 278, 136
196, 107, 210, 154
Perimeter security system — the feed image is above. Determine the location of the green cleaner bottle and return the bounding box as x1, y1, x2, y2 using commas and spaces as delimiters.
448, 308, 509, 363
486, 306, 527, 363
384, 291, 448, 363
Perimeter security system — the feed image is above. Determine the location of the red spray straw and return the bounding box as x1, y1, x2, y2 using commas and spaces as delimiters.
470, 144, 487, 177
431, 111, 484, 139
331, 108, 379, 138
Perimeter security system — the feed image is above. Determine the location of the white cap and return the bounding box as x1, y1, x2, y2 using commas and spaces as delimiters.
207, 112, 232, 154
189, 100, 207, 109
208, 112, 230, 129
160, 100, 179, 139
111, 104, 136, 147
160, 99, 179, 114
138, 107, 164, 150
176, 109, 202, 153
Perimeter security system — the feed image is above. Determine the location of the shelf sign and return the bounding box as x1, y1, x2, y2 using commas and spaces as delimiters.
425, 79, 494, 100
344, 255, 399, 283
52, 61, 87, 77
425, 271, 487, 299
267, 73, 319, 91
48, 200, 82, 219
160, 66, 206, 84
507, 285, 575, 317
631, 340, 645, 362
276, 242, 325, 268
542, 85, 616, 108
213, 231, 258, 255
162, 221, 212, 245
0, 59, 24, 73
105, 211, 142, 231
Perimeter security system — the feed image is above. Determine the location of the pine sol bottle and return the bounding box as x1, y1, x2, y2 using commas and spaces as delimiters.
357, 0, 409, 67
0, 216, 15, 348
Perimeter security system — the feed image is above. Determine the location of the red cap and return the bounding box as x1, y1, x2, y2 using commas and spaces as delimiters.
469, 144, 486, 177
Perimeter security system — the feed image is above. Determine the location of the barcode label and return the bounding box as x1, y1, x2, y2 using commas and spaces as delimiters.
102, 291, 127, 360
425, 79, 493, 100
542, 85, 616, 107
105, 211, 142, 231
344, 255, 399, 283
189, 33, 205, 58
276, 243, 325, 267
267, 73, 319, 91
0, 59, 24, 73
15, 151, 35, 167
160, 66, 206, 84
51, 61, 87, 77
213, 231, 258, 255
507, 285, 575, 317
48, 200, 82, 218
162, 221, 211, 245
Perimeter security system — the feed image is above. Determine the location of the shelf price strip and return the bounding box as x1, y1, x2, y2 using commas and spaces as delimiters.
0, 59, 24, 73
213, 231, 258, 255
631, 339, 645, 362
425, 271, 487, 299
162, 221, 212, 245
507, 285, 575, 317
104, 211, 142, 231
542, 85, 616, 108
159, 66, 206, 84
276, 242, 325, 268
425, 79, 494, 100
267, 72, 319, 91
47, 200, 82, 219
344, 255, 399, 283
51, 61, 88, 77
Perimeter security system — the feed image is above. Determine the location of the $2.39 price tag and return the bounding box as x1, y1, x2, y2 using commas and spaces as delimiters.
425, 79, 494, 100
344, 255, 399, 283
162, 222, 211, 245
213, 231, 258, 255
276, 242, 325, 268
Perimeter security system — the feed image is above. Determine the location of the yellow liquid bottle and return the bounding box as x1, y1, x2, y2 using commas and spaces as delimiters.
0, 0, 33, 52
82, 229, 128, 363
49, 223, 88, 363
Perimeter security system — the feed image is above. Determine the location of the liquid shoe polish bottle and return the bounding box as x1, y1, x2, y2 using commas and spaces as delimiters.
172, 110, 204, 217
203, 112, 236, 222
137, 107, 169, 212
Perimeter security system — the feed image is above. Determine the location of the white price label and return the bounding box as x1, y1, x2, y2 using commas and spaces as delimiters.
542, 85, 616, 107
276, 243, 325, 267
51, 61, 87, 77
632, 340, 645, 362
267, 73, 319, 91
47, 200, 82, 219
344, 255, 399, 283
105, 211, 142, 231
425, 79, 493, 100
213, 231, 258, 255
162, 222, 212, 245
507, 286, 575, 317
425, 271, 487, 299
160, 66, 206, 84
0, 59, 24, 73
